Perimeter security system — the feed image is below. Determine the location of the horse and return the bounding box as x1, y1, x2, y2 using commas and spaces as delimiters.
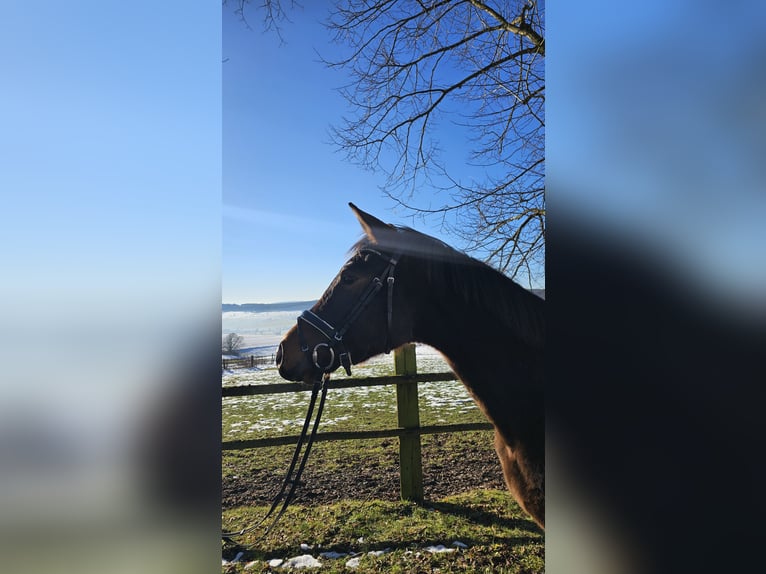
276, 203, 545, 528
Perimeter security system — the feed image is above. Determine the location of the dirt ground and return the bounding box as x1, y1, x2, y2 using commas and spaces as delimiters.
222, 433, 506, 509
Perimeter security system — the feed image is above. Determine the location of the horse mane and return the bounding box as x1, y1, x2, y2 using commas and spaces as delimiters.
351, 226, 544, 349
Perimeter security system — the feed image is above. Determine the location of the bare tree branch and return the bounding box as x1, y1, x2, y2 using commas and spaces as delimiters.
326, 0, 545, 284
224, 0, 300, 41
228, 0, 545, 285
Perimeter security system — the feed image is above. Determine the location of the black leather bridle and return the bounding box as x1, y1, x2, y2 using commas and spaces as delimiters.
296, 248, 400, 377
222, 248, 400, 547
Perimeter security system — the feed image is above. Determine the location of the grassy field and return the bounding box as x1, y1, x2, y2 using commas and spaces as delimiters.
222, 347, 544, 572
222, 490, 544, 573
222, 348, 483, 441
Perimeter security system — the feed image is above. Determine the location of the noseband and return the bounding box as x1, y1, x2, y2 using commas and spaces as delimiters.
297, 248, 399, 376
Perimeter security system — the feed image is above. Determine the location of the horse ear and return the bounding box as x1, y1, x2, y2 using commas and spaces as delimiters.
349, 202, 392, 243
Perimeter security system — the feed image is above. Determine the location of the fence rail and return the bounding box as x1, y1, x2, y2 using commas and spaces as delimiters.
222, 371, 458, 396
221, 344, 493, 502
222, 354, 275, 370
222, 423, 494, 450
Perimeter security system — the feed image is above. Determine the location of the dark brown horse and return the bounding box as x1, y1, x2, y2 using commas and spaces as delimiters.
276, 203, 544, 528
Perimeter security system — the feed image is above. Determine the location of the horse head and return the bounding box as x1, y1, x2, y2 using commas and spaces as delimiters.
276, 203, 415, 383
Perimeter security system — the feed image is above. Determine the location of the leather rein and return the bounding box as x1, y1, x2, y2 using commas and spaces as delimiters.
223, 248, 400, 545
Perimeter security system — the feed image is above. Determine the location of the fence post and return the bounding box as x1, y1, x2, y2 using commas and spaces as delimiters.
394, 344, 423, 502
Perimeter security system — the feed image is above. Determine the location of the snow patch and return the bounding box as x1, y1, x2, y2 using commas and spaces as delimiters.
425, 544, 456, 553
282, 554, 322, 569
367, 548, 391, 556
343, 548, 391, 569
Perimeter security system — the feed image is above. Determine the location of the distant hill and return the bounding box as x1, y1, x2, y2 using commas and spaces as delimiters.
222, 300, 319, 313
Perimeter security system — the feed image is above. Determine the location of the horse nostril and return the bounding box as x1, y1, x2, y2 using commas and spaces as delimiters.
275, 343, 283, 367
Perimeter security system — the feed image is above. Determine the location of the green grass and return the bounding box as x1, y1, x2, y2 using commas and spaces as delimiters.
222, 490, 544, 573
222, 349, 544, 572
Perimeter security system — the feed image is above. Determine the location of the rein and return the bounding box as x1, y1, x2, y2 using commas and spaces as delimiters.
223, 248, 400, 546
222, 373, 329, 545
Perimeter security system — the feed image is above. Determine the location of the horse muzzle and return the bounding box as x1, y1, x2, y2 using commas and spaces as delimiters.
276, 337, 309, 382
277, 331, 341, 382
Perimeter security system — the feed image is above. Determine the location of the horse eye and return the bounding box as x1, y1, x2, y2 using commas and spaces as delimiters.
340, 273, 355, 285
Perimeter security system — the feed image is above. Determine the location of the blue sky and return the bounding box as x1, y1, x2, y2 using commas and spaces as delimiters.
0, 6, 222, 565
223, 4, 387, 303
548, 2, 766, 312
4, 1, 758, 312
222, 4, 535, 303
1, 2, 220, 314
223, 0, 765, 310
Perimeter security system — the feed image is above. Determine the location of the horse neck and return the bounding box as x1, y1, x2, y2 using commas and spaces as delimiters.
405, 259, 543, 364
413, 298, 542, 384
404, 261, 544, 448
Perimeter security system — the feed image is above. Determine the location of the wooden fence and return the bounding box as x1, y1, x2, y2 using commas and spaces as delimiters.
221, 344, 493, 502
222, 354, 275, 370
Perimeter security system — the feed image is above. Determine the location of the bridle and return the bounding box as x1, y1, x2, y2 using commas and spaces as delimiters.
296, 247, 400, 377
222, 247, 400, 547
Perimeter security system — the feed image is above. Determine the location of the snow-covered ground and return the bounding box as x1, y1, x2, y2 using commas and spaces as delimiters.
221, 344, 475, 440
223, 310, 299, 350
